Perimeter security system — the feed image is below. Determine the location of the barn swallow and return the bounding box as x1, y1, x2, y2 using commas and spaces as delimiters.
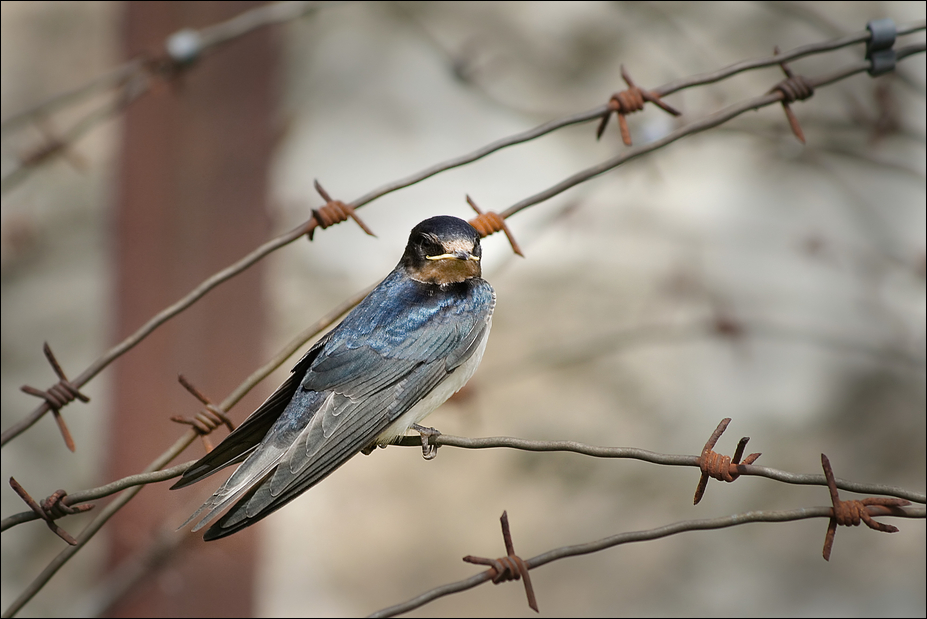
172, 216, 495, 540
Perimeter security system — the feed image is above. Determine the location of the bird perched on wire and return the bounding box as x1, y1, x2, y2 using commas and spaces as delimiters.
172, 216, 495, 540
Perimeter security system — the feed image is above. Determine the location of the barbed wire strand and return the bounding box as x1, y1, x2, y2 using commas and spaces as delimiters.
0, 1, 330, 192
0, 430, 195, 619
3, 25, 923, 449
2, 18, 924, 617
369, 504, 925, 618
654, 18, 925, 97
5, 45, 926, 612
502, 42, 926, 220
5, 428, 924, 535
393, 434, 925, 503
4, 421, 924, 616
0, 287, 368, 618
4, 13, 922, 188
0, 1, 327, 132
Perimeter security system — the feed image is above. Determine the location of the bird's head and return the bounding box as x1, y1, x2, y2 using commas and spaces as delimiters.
401, 216, 483, 285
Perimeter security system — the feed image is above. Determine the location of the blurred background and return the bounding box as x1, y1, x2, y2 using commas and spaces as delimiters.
2, 1, 924, 617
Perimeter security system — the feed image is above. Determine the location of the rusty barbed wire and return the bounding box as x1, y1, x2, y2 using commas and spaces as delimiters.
692, 418, 762, 505
0, 223, 308, 448
4, 20, 924, 450
465, 195, 524, 257
3, 420, 924, 616
501, 40, 926, 221
171, 375, 235, 453
370, 503, 925, 617
652, 18, 925, 98
768, 46, 816, 143
7, 478, 88, 546
6, 425, 923, 536
393, 431, 925, 504
0, 286, 372, 617
0, 461, 193, 534
1, 431, 203, 618
3, 13, 926, 618
18, 343, 90, 452
595, 65, 682, 146
308, 180, 377, 240
819, 454, 911, 561
462, 511, 538, 613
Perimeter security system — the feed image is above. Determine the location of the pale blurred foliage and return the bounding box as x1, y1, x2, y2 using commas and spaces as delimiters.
2, 2, 925, 617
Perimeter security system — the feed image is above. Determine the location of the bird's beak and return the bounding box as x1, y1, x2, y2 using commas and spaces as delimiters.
426, 251, 479, 262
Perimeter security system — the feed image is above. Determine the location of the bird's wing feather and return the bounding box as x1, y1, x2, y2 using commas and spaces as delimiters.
203, 361, 450, 539
171, 337, 329, 490
192, 277, 494, 540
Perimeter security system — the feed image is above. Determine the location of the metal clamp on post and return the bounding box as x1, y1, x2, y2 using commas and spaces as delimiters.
866, 18, 896, 76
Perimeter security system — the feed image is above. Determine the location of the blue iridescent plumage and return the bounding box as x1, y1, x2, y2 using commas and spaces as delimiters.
173, 216, 495, 540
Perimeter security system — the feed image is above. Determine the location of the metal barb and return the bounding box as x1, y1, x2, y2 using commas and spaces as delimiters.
693, 418, 761, 505
172, 374, 235, 452
308, 180, 377, 240
466, 195, 525, 257
21, 119, 87, 172
770, 46, 814, 144
19, 343, 89, 452
597, 65, 681, 146
462, 510, 539, 612
41, 489, 94, 520
9, 478, 85, 545
819, 454, 910, 561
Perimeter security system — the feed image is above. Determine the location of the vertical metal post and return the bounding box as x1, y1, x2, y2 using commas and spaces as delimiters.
108, 2, 277, 615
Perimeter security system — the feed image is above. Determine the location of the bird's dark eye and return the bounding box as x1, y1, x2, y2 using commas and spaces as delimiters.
420, 236, 443, 256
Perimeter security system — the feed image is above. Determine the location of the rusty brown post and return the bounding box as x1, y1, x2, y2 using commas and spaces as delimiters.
107, 2, 278, 616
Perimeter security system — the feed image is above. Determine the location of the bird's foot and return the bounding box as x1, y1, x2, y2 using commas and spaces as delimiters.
411, 423, 441, 460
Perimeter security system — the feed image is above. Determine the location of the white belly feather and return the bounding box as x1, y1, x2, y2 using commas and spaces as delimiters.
375, 318, 492, 445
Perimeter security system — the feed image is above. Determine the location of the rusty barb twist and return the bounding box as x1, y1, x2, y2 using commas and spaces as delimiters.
693, 418, 762, 505
820, 454, 910, 561
463, 511, 539, 613
171, 375, 235, 453
769, 46, 815, 144
20, 343, 90, 452
9, 478, 93, 546
597, 65, 681, 146
466, 195, 524, 257
307, 180, 376, 240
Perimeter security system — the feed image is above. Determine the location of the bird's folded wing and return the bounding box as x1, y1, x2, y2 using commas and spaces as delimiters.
188, 282, 494, 539
170, 338, 329, 490
197, 359, 449, 539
